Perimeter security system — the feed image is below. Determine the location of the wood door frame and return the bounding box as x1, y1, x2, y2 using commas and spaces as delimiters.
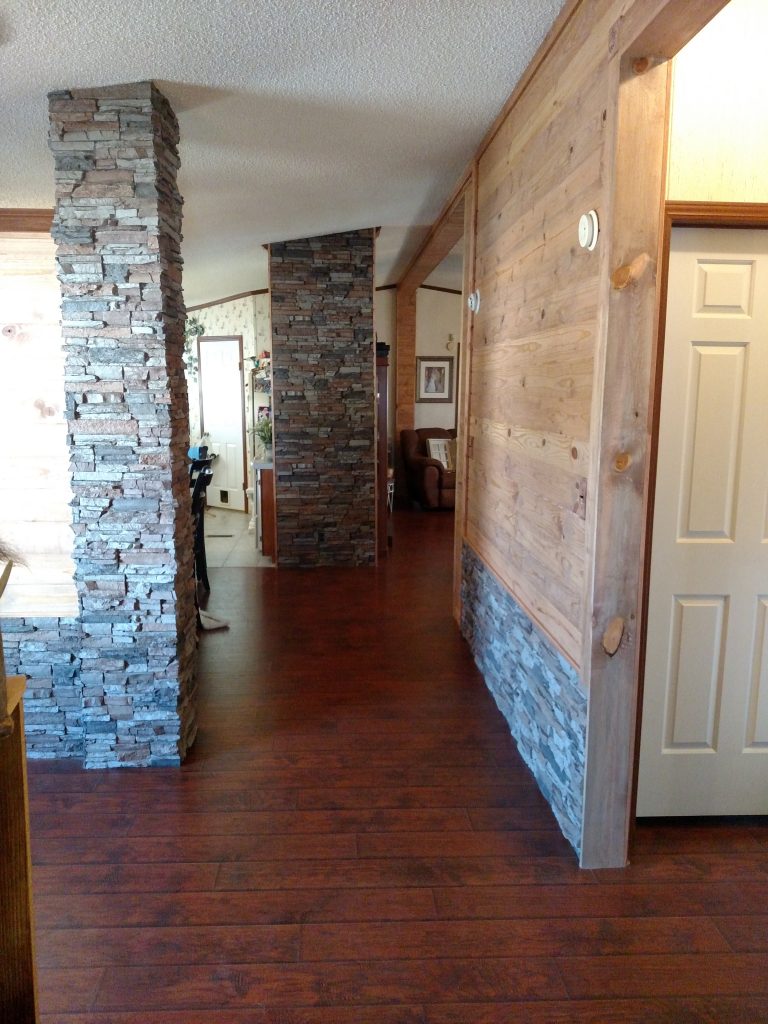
580, 0, 729, 868
632, 202, 768, 822
197, 334, 248, 513
394, 177, 476, 622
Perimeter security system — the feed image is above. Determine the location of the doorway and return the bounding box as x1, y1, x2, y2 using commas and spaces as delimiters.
638, 222, 768, 816
197, 335, 247, 513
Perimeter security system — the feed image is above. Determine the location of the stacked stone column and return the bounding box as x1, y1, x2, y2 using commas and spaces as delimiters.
270, 230, 376, 567
48, 81, 196, 766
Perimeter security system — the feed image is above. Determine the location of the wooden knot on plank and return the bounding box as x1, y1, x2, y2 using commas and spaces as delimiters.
602, 616, 625, 656
612, 252, 652, 290
0, 714, 14, 740
614, 452, 631, 473
632, 55, 665, 76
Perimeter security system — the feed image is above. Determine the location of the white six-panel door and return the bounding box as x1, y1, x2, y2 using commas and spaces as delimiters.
637, 227, 768, 816
198, 337, 247, 512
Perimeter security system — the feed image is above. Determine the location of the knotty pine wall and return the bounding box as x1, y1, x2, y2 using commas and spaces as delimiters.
466, 0, 618, 671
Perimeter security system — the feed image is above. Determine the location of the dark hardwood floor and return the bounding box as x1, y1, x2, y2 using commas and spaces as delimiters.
28, 509, 768, 1022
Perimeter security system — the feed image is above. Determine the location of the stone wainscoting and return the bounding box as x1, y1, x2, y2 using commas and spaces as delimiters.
461, 543, 587, 854
270, 230, 376, 567
1, 618, 82, 759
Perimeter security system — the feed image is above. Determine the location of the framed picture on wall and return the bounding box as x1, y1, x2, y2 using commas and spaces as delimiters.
416, 356, 454, 403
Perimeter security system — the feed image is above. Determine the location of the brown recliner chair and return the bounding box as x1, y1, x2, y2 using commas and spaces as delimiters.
400, 428, 456, 509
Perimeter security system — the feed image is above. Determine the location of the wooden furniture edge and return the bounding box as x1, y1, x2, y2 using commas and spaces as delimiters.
6, 676, 26, 716
0, 672, 39, 1022
0, 209, 53, 232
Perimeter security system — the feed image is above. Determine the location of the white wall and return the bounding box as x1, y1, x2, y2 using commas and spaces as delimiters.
0, 233, 76, 618
667, 0, 768, 203
414, 287, 462, 430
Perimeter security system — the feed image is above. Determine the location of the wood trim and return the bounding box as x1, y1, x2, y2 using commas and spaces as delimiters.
419, 284, 462, 296
452, 172, 477, 622
187, 289, 268, 312
664, 201, 768, 228
399, 192, 467, 294
0, 209, 53, 233
617, 0, 728, 61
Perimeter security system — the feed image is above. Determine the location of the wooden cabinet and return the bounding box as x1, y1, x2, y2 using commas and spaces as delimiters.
376, 347, 390, 560
0, 675, 38, 1023
257, 464, 276, 560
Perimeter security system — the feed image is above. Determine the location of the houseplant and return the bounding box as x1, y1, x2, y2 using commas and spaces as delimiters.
253, 415, 273, 461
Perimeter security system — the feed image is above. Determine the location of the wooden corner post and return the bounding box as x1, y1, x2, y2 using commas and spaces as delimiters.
580, 51, 671, 869
580, 0, 729, 869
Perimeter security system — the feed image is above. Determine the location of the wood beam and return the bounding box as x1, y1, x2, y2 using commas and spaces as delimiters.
395, 194, 466, 444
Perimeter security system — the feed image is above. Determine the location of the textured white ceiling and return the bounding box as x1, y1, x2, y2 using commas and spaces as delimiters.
1, 0, 565, 304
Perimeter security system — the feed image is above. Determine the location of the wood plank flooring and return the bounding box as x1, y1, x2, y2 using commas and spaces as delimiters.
28, 509, 768, 1022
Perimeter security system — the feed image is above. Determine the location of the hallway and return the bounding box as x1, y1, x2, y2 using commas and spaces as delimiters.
27, 510, 768, 1021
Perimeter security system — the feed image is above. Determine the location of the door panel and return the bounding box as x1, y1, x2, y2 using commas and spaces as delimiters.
664, 595, 726, 751
681, 343, 745, 539
638, 227, 768, 816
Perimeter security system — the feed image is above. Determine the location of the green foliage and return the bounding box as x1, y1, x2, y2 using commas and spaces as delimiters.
254, 415, 273, 448
183, 315, 204, 378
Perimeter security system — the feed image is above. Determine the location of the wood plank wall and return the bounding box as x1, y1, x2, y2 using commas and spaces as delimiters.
466, 0, 615, 670
461, 0, 726, 677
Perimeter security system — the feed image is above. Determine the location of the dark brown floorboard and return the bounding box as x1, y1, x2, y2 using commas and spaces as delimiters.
28, 508, 768, 1021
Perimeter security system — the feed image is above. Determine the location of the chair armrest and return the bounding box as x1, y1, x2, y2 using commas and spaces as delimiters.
407, 455, 446, 472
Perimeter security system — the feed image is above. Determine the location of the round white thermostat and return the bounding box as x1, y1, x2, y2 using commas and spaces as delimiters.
578, 210, 599, 251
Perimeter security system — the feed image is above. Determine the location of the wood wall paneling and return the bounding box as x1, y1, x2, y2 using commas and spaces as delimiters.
466, 0, 622, 670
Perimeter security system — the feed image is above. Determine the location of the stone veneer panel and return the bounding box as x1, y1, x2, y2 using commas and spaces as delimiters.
270, 230, 376, 567
1, 617, 82, 758
461, 544, 587, 855
46, 81, 197, 767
